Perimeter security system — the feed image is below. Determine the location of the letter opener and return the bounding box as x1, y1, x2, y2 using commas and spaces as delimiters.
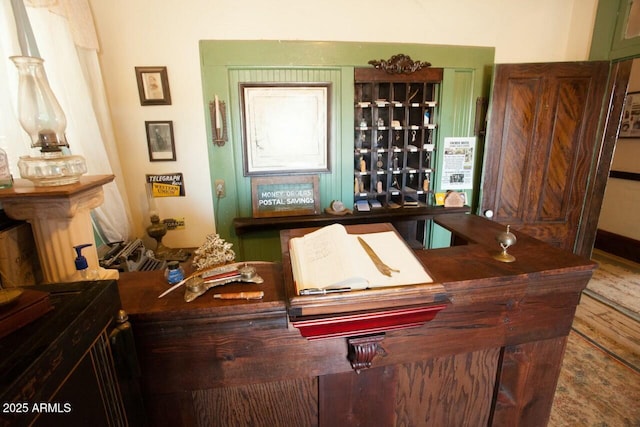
357, 236, 400, 277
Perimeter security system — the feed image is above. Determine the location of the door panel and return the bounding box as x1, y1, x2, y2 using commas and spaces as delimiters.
537, 77, 591, 222
495, 78, 540, 222
482, 62, 610, 252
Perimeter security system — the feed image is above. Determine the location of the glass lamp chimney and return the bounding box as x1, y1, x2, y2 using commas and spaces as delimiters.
11, 56, 68, 155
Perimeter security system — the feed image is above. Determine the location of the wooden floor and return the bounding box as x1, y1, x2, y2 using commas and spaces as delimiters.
575, 249, 640, 372
572, 291, 640, 371
549, 252, 640, 426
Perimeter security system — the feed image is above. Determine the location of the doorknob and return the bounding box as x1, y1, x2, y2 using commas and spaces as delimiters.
484, 209, 494, 218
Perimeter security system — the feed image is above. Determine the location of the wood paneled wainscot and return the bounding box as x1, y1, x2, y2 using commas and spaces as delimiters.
117, 214, 595, 427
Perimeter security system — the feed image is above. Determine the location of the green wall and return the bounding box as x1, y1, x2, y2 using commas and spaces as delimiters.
200, 41, 494, 260
591, 0, 640, 60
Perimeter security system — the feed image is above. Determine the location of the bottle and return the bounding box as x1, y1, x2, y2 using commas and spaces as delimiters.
73, 243, 97, 280
164, 261, 184, 285
0, 145, 13, 189
423, 110, 430, 126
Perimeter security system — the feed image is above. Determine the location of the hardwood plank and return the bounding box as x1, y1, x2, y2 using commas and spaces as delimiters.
490, 337, 568, 427
355, 66, 443, 82
395, 348, 499, 426
120, 215, 596, 424
143, 392, 198, 427
319, 367, 396, 427
0, 174, 114, 199
572, 293, 640, 370
193, 378, 318, 427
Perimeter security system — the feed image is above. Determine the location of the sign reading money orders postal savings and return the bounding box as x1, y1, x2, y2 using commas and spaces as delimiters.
251, 175, 320, 218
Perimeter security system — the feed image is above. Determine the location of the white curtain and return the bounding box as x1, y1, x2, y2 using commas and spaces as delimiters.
0, 0, 132, 242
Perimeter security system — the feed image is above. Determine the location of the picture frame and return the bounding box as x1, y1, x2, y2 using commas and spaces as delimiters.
619, 91, 640, 138
135, 66, 171, 105
145, 121, 176, 161
251, 175, 320, 218
240, 83, 330, 176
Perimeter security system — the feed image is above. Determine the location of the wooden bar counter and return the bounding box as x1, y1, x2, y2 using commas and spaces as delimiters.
117, 214, 595, 427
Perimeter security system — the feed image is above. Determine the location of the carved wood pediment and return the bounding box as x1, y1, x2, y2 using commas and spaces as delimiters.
368, 54, 431, 74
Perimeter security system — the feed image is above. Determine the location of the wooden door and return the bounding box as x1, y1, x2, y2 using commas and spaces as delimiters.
480, 62, 610, 254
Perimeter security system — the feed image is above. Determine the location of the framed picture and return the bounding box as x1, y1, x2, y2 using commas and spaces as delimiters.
251, 175, 320, 218
135, 66, 171, 105
240, 83, 330, 176
619, 91, 640, 138
145, 121, 176, 161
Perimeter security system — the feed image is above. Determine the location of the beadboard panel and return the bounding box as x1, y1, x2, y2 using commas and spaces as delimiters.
199, 41, 494, 260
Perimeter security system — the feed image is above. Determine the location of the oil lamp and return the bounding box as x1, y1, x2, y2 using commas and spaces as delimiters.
11, 55, 87, 186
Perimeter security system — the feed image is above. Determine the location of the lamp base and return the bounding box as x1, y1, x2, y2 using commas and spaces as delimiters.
18, 154, 87, 186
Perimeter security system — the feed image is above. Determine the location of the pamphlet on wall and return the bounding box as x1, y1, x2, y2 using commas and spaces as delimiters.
289, 224, 433, 294
441, 137, 476, 190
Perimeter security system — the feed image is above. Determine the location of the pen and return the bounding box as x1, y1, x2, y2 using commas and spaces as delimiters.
213, 291, 264, 300
299, 287, 351, 296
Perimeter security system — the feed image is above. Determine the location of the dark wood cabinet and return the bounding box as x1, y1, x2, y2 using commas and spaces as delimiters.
353, 67, 443, 212
351, 65, 455, 247
118, 214, 595, 426
0, 281, 132, 427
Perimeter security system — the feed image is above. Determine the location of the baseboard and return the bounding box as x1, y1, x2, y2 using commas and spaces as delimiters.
594, 229, 640, 263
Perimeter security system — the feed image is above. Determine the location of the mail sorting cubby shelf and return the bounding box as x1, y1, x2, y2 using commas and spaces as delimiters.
354, 67, 442, 211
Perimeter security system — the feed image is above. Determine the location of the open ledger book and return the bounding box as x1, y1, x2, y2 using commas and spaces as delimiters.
289, 224, 433, 294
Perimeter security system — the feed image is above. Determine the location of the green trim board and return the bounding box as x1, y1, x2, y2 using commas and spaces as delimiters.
200, 40, 493, 69
609, 0, 640, 60
200, 40, 494, 260
590, 0, 640, 61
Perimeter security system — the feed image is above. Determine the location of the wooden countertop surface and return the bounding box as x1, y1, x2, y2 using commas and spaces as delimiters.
118, 262, 286, 323
0, 174, 115, 199
424, 214, 596, 283
118, 214, 596, 323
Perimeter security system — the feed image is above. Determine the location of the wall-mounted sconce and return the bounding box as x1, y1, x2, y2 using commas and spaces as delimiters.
209, 95, 227, 147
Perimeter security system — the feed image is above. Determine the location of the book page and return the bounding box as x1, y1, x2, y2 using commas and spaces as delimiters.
351, 231, 433, 287
290, 224, 367, 291
290, 224, 433, 294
